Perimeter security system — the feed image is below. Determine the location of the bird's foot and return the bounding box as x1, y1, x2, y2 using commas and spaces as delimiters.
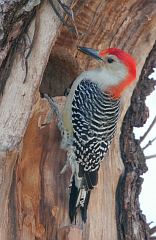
43, 93, 59, 116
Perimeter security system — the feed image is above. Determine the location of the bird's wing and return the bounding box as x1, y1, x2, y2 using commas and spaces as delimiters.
72, 79, 120, 189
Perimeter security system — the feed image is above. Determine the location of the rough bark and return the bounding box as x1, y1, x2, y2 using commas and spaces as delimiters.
0, 0, 71, 238
0, 0, 156, 239
117, 42, 156, 240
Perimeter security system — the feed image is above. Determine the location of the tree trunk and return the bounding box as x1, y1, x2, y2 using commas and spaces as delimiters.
0, 0, 156, 239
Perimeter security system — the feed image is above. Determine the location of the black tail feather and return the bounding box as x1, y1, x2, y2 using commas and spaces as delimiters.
69, 176, 91, 223
85, 171, 98, 189
69, 176, 79, 222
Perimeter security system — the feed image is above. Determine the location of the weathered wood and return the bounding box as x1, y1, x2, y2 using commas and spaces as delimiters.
117, 42, 156, 240
0, 0, 41, 93
0, 0, 71, 239
0, 0, 156, 239
39, 1, 156, 238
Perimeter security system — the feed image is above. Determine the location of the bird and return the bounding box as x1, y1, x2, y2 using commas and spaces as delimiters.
44, 46, 136, 223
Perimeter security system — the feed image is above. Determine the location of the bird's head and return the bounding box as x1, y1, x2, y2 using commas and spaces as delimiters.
78, 46, 136, 98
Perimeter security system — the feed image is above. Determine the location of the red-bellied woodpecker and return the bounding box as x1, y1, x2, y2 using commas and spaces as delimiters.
44, 46, 136, 223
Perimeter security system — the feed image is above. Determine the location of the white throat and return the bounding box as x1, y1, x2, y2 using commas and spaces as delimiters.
82, 67, 128, 90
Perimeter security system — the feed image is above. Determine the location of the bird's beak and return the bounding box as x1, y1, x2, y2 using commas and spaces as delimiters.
78, 46, 103, 61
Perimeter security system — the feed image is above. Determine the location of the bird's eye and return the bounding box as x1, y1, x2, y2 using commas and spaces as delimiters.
107, 57, 114, 63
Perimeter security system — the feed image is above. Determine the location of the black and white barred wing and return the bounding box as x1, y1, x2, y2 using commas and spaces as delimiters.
72, 79, 120, 188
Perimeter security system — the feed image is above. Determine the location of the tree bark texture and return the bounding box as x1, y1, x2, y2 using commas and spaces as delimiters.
0, 0, 156, 239
117, 42, 156, 240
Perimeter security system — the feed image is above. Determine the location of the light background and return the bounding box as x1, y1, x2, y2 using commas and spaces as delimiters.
134, 68, 156, 232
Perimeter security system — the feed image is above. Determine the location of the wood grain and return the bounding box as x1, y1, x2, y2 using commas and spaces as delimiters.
0, 0, 156, 239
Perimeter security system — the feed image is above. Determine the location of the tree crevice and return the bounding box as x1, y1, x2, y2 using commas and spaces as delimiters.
116, 41, 156, 240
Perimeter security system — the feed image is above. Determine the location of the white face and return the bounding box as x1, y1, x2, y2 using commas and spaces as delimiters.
86, 54, 128, 90
103, 54, 127, 76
